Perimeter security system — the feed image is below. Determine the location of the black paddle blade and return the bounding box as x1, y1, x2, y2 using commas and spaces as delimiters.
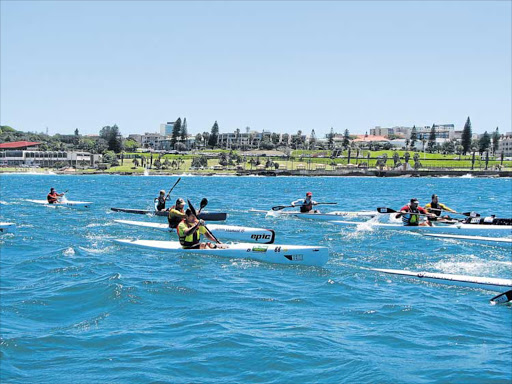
271, 205, 287, 211
377, 207, 396, 214
187, 199, 197, 216
490, 290, 512, 305
200, 198, 208, 209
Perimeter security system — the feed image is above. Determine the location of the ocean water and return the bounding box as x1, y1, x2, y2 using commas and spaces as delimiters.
1, 174, 511, 383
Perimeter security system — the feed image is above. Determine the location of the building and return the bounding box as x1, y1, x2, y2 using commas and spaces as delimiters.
370, 124, 455, 140
160, 122, 175, 136
497, 133, 512, 157
217, 130, 274, 149
140, 132, 164, 149
0, 150, 101, 167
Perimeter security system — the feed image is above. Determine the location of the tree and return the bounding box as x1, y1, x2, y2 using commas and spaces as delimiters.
123, 139, 139, 152
492, 127, 500, 155
404, 152, 411, 163
478, 131, 491, 155
309, 129, 317, 149
94, 138, 109, 154
171, 118, 182, 148
202, 132, 210, 147
99, 125, 123, 153
208, 121, 219, 147
461, 116, 472, 155
392, 151, 400, 167
342, 129, 350, 148
328, 127, 334, 149
427, 124, 436, 152
181, 118, 188, 142
410, 125, 417, 149
195, 133, 203, 148
271, 132, 280, 145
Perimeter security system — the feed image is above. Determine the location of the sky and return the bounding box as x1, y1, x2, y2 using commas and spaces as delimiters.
1, 1, 511, 137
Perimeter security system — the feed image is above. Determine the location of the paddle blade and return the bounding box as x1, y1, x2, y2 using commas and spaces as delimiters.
490, 290, 512, 305
200, 198, 208, 210
377, 207, 396, 214
271, 205, 287, 211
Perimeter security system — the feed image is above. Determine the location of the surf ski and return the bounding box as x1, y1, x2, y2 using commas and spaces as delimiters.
0, 222, 16, 234
424, 233, 512, 246
110, 207, 227, 221
251, 209, 376, 220
114, 239, 328, 266
114, 219, 276, 244
371, 268, 512, 292
27, 199, 93, 209
333, 220, 512, 237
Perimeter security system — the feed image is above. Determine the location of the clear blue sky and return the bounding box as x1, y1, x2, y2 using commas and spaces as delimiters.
1, 1, 510, 137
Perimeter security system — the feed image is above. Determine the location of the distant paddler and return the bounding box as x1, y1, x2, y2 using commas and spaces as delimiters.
168, 198, 187, 228
291, 192, 319, 213
399, 198, 435, 227
155, 190, 171, 211
177, 208, 222, 249
424, 194, 456, 222
155, 177, 182, 212
47, 188, 65, 204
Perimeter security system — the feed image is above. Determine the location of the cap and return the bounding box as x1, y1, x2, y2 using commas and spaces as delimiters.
431, 194, 438, 199
50, 187, 55, 191
176, 198, 185, 205
410, 198, 419, 204
160, 190, 166, 194
306, 192, 312, 196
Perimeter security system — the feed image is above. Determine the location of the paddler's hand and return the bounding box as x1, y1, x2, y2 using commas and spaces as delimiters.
198, 219, 205, 226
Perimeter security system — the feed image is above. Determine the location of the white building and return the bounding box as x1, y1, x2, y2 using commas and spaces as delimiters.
0, 150, 102, 167
497, 133, 512, 157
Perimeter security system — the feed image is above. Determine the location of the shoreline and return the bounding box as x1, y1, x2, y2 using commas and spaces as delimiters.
1, 169, 511, 177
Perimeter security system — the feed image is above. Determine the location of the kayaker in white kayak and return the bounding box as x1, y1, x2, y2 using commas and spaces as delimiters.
47, 188, 65, 204
177, 209, 218, 249
399, 198, 435, 227
168, 198, 187, 228
155, 190, 171, 211
424, 194, 456, 223
291, 192, 319, 213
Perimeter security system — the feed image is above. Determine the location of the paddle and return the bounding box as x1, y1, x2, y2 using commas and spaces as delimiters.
198, 198, 208, 214
165, 177, 181, 200
271, 202, 338, 211
377, 207, 477, 220
187, 199, 221, 244
490, 290, 512, 305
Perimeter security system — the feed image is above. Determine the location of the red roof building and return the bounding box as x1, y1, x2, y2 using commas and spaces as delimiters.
0, 141, 41, 149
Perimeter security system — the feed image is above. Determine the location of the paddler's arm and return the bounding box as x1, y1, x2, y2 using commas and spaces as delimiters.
440, 203, 456, 213
183, 220, 203, 236
290, 199, 302, 207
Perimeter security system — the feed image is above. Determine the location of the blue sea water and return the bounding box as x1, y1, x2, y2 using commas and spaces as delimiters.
1, 174, 511, 383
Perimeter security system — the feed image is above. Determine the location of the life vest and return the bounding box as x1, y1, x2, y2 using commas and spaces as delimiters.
177, 221, 200, 248
156, 196, 166, 211
47, 193, 58, 204
402, 207, 419, 226
300, 199, 313, 213
168, 206, 184, 228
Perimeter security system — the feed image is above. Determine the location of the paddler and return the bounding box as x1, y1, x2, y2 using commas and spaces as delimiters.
399, 198, 434, 227
291, 192, 318, 213
177, 208, 217, 249
155, 190, 171, 211
47, 188, 65, 204
168, 198, 187, 228
424, 194, 456, 222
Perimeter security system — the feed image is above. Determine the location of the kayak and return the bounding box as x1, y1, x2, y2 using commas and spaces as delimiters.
333, 220, 512, 237
27, 199, 93, 209
114, 239, 328, 267
114, 219, 276, 244
371, 268, 512, 292
110, 207, 227, 221
0, 222, 16, 234
249, 209, 377, 220
424, 233, 512, 246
